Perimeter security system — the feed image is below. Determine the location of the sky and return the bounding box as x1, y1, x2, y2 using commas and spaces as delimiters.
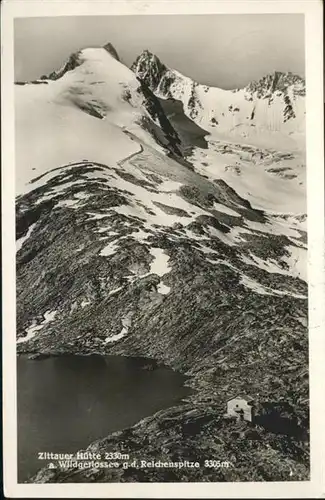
14, 14, 305, 89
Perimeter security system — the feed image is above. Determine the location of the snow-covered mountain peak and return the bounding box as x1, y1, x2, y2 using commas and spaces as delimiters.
15, 45, 194, 192
131, 49, 169, 90
133, 49, 165, 67
245, 71, 305, 98
39, 44, 120, 82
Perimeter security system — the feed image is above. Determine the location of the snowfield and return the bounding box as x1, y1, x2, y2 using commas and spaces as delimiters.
15, 48, 169, 195
189, 141, 306, 215
15, 88, 139, 194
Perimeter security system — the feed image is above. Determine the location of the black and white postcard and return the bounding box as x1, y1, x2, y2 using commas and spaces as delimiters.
2, 0, 324, 497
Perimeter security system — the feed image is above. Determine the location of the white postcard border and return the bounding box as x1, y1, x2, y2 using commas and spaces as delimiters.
1, 1, 324, 498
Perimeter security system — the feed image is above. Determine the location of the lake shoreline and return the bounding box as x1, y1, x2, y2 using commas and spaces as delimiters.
17, 350, 193, 379
18, 352, 194, 483
16, 311, 309, 484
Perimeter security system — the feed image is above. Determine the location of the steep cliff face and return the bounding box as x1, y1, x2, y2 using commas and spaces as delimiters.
103, 42, 120, 61
131, 51, 305, 148
40, 51, 84, 81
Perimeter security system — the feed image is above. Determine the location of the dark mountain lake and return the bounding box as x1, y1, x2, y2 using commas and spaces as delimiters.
17, 354, 193, 482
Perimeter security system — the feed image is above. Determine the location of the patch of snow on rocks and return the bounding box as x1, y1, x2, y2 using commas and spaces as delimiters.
73, 192, 89, 200
87, 212, 111, 221
241, 253, 296, 277
108, 286, 123, 297
282, 245, 307, 282
149, 248, 171, 276
17, 310, 57, 344
100, 239, 119, 256
55, 199, 80, 208
205, 225, 238, 247
130, 229, 150, 243
96, 228, 119, 235
16, 223, 36, 252
104, 315, 131, 343
240, 274, 307, 299
104, 331, 126, 343
157, 282, 171, 295
213, 202, 241, 217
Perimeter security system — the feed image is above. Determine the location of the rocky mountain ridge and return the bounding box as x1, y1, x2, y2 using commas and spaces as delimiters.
245, 71, 305, 98
131, 50, 305, 145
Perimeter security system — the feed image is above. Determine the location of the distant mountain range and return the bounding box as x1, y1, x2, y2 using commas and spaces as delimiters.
131, 49, 305, 142
17, 43, 306, 147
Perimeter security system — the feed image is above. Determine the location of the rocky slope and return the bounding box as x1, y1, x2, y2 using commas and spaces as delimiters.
16, 43, 308, 482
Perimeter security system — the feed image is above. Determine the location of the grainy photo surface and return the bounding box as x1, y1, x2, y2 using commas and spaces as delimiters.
14, 11, 310, 486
